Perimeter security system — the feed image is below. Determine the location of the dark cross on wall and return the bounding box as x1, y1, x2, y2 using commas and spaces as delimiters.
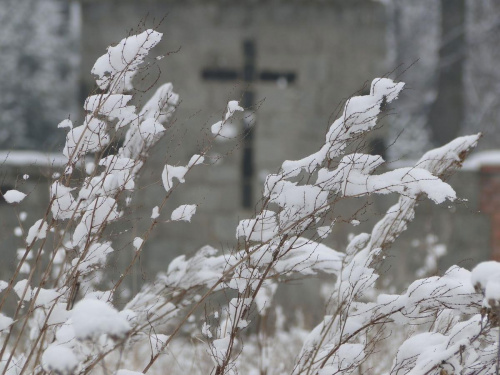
202, 40, 297, 209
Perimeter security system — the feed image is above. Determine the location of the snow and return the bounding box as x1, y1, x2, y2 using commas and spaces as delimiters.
215, 121, 238, 140
116, 370, 144, 375
120, 83, 178, 160
3, 190, 26, 204
26, 219, 48, 244
254, 281, 277, 313
85, 290, 113, 302
264, 178, 329, 230
202, 322, 212, 338
316, 153, 456, 204
138, 118, 166, 146
73, 242, 113, 273
225, 100, 244, 120
236, 210, 278, 242
0, 314, 13, 331
171, 204, 197, 222
85, 162, 95, 174
163, 246, 224, 289
35, 288, 61, 307
13, 279, 31, 301
391, 134, 482, 172
471, 261, 500, 291
50, 182, 77, 220
151, 206, 160, 219
55, 320, 76, 345
139, 83, 179, 124
42, 345, 78, 375
162, 164, 188, 192
19, 263, 30, 274
92, 29, 163, 93
484, 280, 500, 307
72, 197, 120, 247
84, 94, 135, 129
273, 238, 344, 276
211, 100, 243, 137
281, 78, 405, 175
462, 150, 500, 170
471, 261, 500, 307
212, 337, 230, 366
13, 279, 61, 307
317, 225, 332, 238
99, 155, 136, 190
63, 117, 110, 163
133, 237, 143, 250
72, 299, 131, 340
57, 119, 73, 129
211, 121, 224, 135
188, 154, 204, 168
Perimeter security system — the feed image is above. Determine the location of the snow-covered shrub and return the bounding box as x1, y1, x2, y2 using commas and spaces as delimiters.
0, 28, 496, 375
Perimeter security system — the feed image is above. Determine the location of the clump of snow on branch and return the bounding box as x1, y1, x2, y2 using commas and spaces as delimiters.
3, 190, 26, 204
171, 204, 197, 222
92, 29, 162, 93
72, 299, 131, 340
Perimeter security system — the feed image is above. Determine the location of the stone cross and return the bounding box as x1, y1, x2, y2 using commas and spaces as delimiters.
202, 39, 296, 208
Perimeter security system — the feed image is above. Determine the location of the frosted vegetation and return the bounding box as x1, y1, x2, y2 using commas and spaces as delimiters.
0, 0, 77, 150
0, 28, 498, 375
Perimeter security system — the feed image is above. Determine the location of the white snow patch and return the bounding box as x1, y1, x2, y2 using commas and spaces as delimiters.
187, 154, 204, 168
162, 164, 187, 192
42, 345, 78, 375
72, 299, 131, 340
92, 29, 162, 93
3, 190, 26, 204
26, 219, 48, 244
133, 237, 143, 250
0, 151, 67, 167
57, 119, 73, 129
225, 100, 244, 120
0, 314, 13, 331
171, 204, 197, 222
463, 150, 500, 170
116, 370, 144, 375
151, 206, 160, 219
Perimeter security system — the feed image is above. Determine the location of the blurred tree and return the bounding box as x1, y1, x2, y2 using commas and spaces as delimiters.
0, 0, 79, 151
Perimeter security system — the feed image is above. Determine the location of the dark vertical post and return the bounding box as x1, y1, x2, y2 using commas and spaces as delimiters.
480, 166, 500, 260
241, 40, 256, 209
428, 0, 466, 145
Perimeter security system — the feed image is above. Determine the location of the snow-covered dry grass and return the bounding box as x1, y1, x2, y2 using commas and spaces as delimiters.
0, 28, 498, 375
